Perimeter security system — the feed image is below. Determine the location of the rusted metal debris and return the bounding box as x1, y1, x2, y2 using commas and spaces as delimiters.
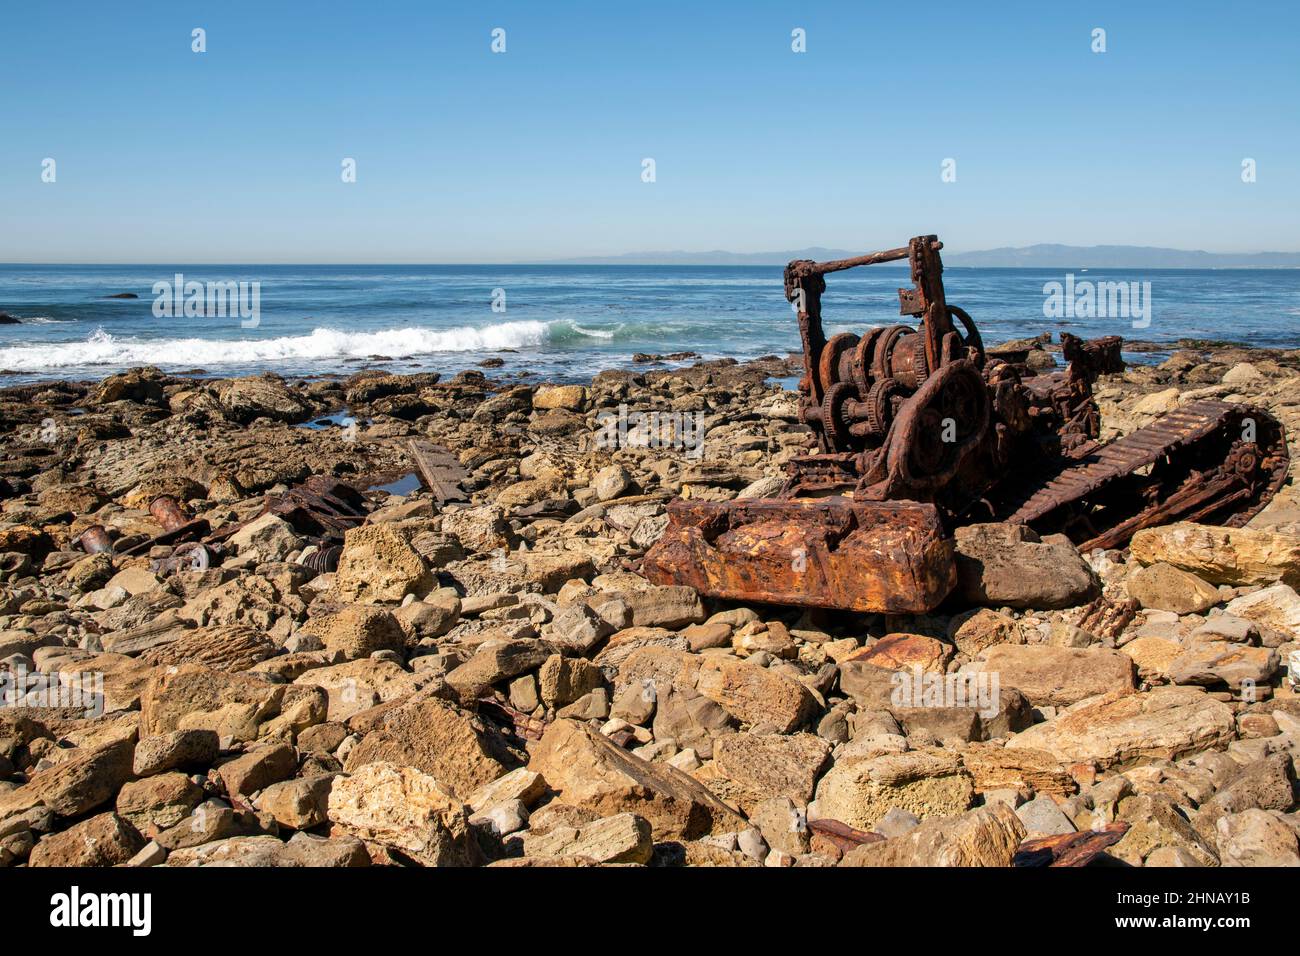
407, 439, 470, 505
644, 234, 1290, 613
1077, 594, 1140, 643
476, 696, 549, 743
82, 476, 371, 577
808, 818, 885, 860
1013, 822, 1130, 867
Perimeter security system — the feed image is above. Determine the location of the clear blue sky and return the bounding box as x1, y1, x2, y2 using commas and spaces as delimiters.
2, 0, 1297, 262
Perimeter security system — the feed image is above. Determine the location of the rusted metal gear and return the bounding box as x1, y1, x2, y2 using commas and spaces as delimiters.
864, 378, 905, 437
820, 381, 858, 449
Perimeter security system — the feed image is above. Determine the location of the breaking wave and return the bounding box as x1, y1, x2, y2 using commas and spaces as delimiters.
0, 320, 567, 371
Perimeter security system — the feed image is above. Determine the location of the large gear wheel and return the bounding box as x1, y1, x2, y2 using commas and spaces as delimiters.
821, 381, 857, 449
865, 378, 906, 437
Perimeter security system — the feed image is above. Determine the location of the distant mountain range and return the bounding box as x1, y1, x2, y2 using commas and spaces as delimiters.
545, 244, 1300, 268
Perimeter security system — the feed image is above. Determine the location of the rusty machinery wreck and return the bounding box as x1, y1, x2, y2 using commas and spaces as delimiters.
642, 235, 1291, 614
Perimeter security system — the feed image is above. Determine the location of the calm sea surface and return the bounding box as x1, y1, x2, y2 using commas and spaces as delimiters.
0, 265, 1296, 385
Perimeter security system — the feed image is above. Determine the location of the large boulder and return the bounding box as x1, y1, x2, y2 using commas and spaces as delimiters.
813, 749, 974, 831
1130, 523, 1300, 588
343, 698, 516, 799
706, 732, 832, 813
1006, 687, 1236, 768
1126, 563, 1221, 614
979, 645, 1135, 707
140, 664, 325, 744
953, 524, 1100, 609
210, 373, 313, 424
527, 719, 744, 840
334, 524, 433, 603
326, 762, 480, 866
840, 803, 1025, 867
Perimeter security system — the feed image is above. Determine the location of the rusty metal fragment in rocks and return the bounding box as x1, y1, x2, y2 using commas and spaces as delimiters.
808, 818, 885, 860
1013, 821, 1129, 867
408, 439, 470, 505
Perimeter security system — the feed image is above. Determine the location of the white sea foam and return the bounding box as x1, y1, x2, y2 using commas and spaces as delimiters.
0, 321, 556, 371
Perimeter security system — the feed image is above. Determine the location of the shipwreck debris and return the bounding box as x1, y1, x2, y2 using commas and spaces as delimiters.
644, 235, 1289, 613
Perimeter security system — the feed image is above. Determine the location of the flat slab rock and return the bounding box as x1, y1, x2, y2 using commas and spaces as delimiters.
1006, 686, 1236, 769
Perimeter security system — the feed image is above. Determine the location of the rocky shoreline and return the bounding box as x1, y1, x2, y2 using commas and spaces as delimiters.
2, 338, 1299, 868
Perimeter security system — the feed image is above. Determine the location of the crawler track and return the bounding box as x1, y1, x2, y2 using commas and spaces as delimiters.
998, 399, 1289, 552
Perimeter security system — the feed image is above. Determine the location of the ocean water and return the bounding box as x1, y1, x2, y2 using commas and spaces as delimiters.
0, 264, 1297, 386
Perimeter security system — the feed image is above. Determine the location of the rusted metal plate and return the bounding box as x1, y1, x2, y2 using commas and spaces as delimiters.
641, 497, 956, 613
408, 439, 470, 505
